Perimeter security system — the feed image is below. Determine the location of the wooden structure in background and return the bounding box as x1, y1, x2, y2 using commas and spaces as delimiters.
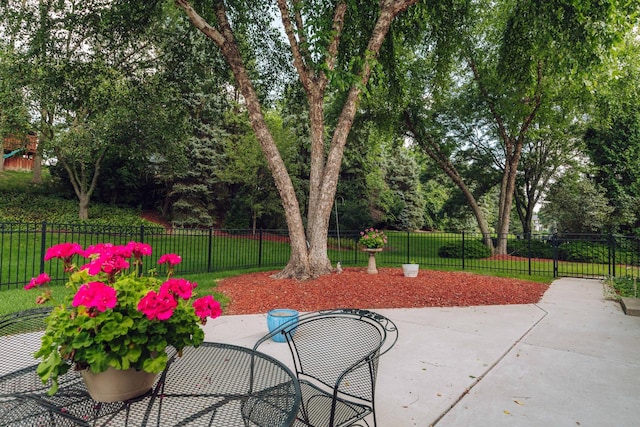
2, 134, 37, 171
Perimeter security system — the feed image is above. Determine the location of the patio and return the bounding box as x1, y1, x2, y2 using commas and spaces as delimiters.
203, 277, 640, 426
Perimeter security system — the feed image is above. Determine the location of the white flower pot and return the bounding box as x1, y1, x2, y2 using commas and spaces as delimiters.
402, 264, 419, 278
81, 366, 158, 402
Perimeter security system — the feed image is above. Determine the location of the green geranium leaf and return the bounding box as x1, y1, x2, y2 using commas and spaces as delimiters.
73, 331, 94, 349
85, 350, 109, 372
142, 351, 168, 373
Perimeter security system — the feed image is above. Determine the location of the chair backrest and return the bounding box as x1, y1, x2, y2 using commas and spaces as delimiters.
0, 307, 51, 375
255, 308, 398, 403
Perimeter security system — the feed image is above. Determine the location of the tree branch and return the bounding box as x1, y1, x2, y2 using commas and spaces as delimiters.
276, 0, 313, 91
324, 1, 347, 76
174, 0, 225, 47
468, 58, 510, 146
518, 60, 544, 138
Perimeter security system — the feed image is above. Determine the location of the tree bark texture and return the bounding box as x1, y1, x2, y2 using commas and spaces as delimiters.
176, 0, 417, 279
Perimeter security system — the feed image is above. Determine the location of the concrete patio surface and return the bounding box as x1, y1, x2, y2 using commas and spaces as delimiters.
201, 278, 640, 426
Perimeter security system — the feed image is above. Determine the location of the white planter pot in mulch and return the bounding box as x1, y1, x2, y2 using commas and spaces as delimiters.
402, 264, 419, 278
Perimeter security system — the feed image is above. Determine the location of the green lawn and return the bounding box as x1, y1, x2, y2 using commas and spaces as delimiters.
1, 267, 284, 316
1, 171, 634, 316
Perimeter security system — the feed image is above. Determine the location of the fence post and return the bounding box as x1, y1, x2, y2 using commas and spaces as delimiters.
207, 228, 213, 272
406, 231, 410, 264
461, 231, 465, 270
39, 221, 47, 274
258, 229, 263, 267
139, 224, 145, 243
527, 233, 532, 276
609, 233, 616, 277
552, 233, 558, 278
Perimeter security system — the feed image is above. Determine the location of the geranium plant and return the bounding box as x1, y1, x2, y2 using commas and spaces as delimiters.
358, 228, 388, 249
25, 242, 222, 395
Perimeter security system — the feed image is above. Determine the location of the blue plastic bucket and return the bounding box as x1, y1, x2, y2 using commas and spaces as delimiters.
267, 309, 299, 343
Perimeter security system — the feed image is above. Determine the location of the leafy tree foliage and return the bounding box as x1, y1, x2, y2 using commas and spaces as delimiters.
514, 102, 585, 235
583, 30, 640, 234
2, 0, 171, 217
538, 170, 613, 233
0, 49, 30, 171
382, 147, 425, 231
401, 0, 637, 253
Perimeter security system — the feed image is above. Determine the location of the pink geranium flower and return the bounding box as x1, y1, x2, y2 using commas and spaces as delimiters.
24, 241, 222, 396
192, 296, 222, 322
80, 253, 130, 276
138, 289, 177, 320
160, 278, 196, 300
100, 255, 130, 275
24, 273, 51, 290
126, 241, 152, 259
158, 253, 182, 266
44, 243, 83, 261
72, 282, 117, 312
83, 243, 116, 258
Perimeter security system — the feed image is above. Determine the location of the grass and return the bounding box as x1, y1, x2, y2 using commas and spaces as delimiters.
608, 276, 640, 299
1, 170, 634, 314
0, 169, 49, 191
0, 267, 281, 316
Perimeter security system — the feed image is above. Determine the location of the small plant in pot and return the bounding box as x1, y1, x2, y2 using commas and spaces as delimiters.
358, 228, 388, 249
402, 260, 419, 277
25, 242, 222, 399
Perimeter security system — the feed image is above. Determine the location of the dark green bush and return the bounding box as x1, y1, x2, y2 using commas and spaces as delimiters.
0, 193, 157, 227
327, 236, 356, 251
557, 241, 609, 263
507, 238, 554, 259
438, 239, 491, 259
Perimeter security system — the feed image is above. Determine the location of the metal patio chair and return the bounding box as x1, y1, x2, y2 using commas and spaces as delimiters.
253, 308, 398, 427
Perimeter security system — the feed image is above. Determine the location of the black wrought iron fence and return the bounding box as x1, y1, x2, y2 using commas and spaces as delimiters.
2, 222, 639, 290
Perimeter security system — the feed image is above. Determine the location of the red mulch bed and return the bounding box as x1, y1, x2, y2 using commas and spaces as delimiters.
215, 268, 548, 315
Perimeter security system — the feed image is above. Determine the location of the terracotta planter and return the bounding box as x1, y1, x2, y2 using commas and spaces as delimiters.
81, 367, 158, 402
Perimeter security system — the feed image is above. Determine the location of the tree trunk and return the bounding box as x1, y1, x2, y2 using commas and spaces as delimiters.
495, 145, 520, 254
251, 211, 257, 235
78, 194, 89, 220
468, 60, 543, 254
31, 152, 42, 183
34, 106, 54, 184
514, 190, 532, 235
176, 0, 417, 279
404, 110, 495, 251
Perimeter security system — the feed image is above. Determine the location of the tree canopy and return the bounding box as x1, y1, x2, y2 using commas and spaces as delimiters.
2, 0, 639, 276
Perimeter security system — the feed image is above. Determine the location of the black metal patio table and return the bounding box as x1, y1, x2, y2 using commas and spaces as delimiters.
0, 342, 301, 426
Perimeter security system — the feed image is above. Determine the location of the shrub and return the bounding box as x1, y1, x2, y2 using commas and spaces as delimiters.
327, 237, 356, 251
438, 240, 491, 259
557, 241, 609, 263
609, 276, 639, 298
507, 238, 554, 259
